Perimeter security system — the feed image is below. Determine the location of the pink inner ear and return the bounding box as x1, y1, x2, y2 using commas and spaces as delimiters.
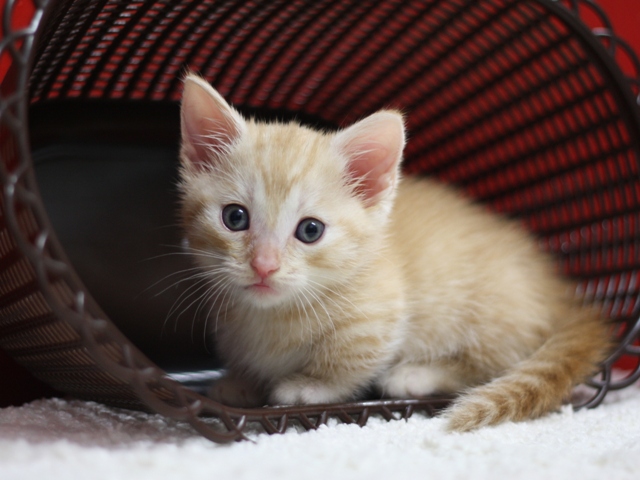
180, 76, 243, 171
335, 111, 405, 206
346, 142, 396, 202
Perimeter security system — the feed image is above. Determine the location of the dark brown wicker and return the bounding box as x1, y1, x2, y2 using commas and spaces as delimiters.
1, 0, 639, 443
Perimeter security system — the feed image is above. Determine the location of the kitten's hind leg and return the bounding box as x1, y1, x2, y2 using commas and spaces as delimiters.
378, 363, 464, 398
208, 371, 265, 408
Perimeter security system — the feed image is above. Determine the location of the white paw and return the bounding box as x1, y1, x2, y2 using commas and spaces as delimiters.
269, 376, 345, 405
379, 363, 461, 398
208, 375, 263, 408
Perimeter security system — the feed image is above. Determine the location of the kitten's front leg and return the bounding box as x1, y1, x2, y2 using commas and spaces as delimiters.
269, 374, 360, 405
268, 276, 405, 406
268, 336, 392, 405
377, 362, 465, 398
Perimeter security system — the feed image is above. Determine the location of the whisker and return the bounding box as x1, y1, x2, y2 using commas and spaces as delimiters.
190, 283, 217, 345
292, 290, 312, 344
295, 288, 318, 341
213, 282, 235, 334
146, 268, 213, 297
302, 285, 337, 340
206, 277, 236, 334
166, 274, 223, 325
306, 278, 369, 321
160, 278, 208, 338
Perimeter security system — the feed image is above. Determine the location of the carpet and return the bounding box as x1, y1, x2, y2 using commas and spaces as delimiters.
0, 381, 639, 480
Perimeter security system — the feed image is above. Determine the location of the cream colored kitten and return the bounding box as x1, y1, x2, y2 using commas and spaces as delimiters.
178, 73, 610, 431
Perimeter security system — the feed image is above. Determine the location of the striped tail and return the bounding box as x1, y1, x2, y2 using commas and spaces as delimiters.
445, 305, 612, 431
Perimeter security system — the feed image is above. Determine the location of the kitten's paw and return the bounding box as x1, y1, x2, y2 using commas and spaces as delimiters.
379, 363, 461, 398
208, 375, 263, 408
269, 375, 346, 405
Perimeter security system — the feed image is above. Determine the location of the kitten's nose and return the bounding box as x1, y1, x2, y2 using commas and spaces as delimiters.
251, 247, 280, 280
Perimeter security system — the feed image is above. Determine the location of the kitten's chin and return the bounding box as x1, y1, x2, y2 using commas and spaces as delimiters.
243, 282, 287, 308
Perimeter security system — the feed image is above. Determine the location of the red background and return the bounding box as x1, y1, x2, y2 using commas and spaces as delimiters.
1, 0, 640, 83
593, 0, 640, 51
0, 0, 638, 405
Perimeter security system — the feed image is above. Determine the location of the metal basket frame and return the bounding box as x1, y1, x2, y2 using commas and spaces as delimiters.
1, 0, 639, 443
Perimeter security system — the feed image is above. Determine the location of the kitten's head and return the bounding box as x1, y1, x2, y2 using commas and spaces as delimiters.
178, 73, 405, 310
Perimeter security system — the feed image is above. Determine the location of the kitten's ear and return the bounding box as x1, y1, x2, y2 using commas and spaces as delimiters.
180, 73, 246, 171
332, 110, 405, 207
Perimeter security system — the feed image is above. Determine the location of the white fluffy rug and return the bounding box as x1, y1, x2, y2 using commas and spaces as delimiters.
1, 383, 639, 480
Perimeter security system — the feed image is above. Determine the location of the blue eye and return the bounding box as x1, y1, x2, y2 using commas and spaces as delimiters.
295, 218, 325, 244
222, 204, 249, 231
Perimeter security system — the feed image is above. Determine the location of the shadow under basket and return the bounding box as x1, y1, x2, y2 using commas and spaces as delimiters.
1, 0, 640, 442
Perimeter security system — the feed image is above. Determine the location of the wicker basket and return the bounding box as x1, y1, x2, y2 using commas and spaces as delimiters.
1, 0, 639, 443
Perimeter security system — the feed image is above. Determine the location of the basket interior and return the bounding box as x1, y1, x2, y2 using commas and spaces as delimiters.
29, 101, 212, 372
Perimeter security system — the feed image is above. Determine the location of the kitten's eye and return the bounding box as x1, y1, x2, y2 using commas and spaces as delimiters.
295, 218, 325, 244
222, 204, 250, 231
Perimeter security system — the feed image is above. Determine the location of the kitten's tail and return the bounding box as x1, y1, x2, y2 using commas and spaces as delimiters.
445, 304, 612, 431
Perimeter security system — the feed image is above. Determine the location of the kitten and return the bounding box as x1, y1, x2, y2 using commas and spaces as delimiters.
177, 72, 611, 431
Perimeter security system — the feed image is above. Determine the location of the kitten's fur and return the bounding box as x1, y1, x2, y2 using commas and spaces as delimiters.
178, 73, 610, 431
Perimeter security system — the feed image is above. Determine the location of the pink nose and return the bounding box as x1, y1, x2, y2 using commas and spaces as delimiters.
251, 249, 280, 279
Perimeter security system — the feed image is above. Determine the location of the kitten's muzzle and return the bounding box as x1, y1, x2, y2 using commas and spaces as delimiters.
250, 244, 281, 280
